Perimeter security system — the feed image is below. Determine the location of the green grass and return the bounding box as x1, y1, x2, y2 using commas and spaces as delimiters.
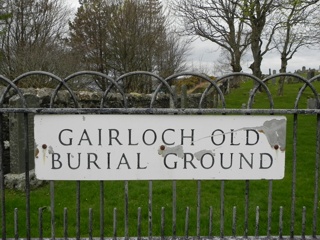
2, 78, 320, 238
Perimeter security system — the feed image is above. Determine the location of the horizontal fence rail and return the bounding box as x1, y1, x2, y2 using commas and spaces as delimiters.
0, 71, 319, 240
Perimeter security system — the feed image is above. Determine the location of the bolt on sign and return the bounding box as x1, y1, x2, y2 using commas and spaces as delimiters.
34, 115, 286, 180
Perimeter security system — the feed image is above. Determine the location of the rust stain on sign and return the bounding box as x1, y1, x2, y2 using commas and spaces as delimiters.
158, 145, 184, 158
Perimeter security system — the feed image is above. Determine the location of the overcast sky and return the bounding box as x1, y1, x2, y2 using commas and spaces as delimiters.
68, 0, 320, 76
188, 39, 320, 75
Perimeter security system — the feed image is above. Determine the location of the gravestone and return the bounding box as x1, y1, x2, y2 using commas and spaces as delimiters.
181, 85, 188, 108
169, 85, 176, 108
307, 98, 317, 109
272, 70, 277, 75
307, 70, 315, 80
9, 94, 39, 174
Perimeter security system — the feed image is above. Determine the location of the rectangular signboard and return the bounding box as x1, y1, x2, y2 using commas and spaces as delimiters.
34, 115, 286, 180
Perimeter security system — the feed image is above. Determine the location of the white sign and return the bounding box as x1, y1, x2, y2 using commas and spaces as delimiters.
34, 115, 286, 180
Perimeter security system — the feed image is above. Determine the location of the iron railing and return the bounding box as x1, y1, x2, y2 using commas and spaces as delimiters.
0, 71, 319, 239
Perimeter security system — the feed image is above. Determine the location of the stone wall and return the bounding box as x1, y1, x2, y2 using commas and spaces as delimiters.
2, 87, 220, 176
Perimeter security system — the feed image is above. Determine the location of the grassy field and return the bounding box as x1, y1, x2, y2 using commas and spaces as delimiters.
3, 76, 320, 238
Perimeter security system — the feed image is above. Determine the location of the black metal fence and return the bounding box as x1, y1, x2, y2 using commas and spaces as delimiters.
0, 71, 319, 239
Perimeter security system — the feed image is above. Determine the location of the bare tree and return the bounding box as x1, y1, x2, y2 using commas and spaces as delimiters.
173, 0, 250, 73
274, 0, 320, 95
0, 0, 11, 33
0, 0, 74, 85
172, 0, 252, 87
213, 49, 233, 76
155, 31, 189, 78
239, 0, 279, 79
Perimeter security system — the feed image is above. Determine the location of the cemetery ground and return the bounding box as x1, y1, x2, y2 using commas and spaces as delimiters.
3, 77, 320, 238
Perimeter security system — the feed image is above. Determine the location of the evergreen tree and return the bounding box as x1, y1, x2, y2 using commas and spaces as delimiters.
69, 0, 188, 92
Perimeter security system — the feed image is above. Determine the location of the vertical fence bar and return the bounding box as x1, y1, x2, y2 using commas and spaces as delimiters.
184, 207, 189, 239
14, 208, 18, 240
4, 72, 320, 240
208, 206, 213, 238
64, 208, 68, 240
50, 181, 55, 240
172, 180, 176, 239
124, 181, 129, 240
220, 180, 224, 238
301, 206, 306, 239
38, 208, 43, 240
267, 180, 273, 238
23, 113, 30, 240
0, 114, 6, 240
113, 208, 117, 240
100, 181, 104, 240
89, 208, 93, 240
290, 113, 298, 238
279, 206, 283, 239
170, 85, 176, 240
148, 180, 152, 239
161, 207, 165, 240
244, 180, 249, 238
137, 207, 142, 240
232, 206, 236, 238
197, 180, 201, 239
76, 181, 81, 240
255, 206, 259, 238
313, 114, 320, 237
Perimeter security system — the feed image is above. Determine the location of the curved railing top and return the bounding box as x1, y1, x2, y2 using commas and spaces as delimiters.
0, 71, 318, 110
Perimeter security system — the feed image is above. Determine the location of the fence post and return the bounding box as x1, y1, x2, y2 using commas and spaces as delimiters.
181, 85, 188, 108
9, 94, 39, 174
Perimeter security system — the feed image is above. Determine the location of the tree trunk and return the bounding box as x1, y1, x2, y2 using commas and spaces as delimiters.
277, 57, 287, 96
249, 48, 263, 80
249, 28, 263, 91
230, 49, 243, 88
